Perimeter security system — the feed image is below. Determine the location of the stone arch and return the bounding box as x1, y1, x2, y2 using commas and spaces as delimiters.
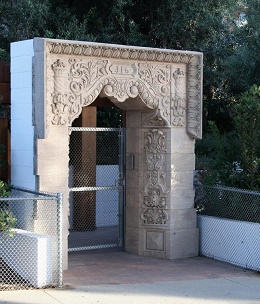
34, 38, 202, 139
12, 38, 203, 270
50, 58, 157, 126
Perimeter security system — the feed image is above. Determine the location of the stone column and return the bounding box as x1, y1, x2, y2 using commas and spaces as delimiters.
125, 110, 198, 259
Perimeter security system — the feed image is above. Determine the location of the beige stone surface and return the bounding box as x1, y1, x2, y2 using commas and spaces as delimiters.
29, 38, 203, 265
168, 188, 195, 209
166, 228, 199, 259
167, 208, 197, 230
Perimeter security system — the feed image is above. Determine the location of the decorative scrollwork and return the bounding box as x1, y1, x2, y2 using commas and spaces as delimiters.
142, 129, 168, 225
141, 208, 168, 225
144, 129, 167, 154
139, 64, 170, 97
46, 39, 202, 138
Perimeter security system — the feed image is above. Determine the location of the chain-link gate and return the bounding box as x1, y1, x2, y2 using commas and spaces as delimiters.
68, 127, 125, 252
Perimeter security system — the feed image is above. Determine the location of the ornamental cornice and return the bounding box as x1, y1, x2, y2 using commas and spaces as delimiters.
45, 40, 200, 65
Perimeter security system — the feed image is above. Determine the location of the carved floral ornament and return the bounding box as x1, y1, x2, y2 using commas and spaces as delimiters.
45, 39, 202, 139
141, 129, 169, 225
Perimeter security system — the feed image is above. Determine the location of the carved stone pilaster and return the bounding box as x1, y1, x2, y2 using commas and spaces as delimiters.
142, 129, 168, 225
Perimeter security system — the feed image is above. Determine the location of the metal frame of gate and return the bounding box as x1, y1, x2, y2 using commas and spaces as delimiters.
68, 127, 125, 252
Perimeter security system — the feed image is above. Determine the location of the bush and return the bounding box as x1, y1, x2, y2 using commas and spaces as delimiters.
0, 181, 16, 238
196, 85, 260, 191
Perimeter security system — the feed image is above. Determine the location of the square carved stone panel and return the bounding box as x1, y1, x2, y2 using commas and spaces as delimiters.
146, 230, 165, 251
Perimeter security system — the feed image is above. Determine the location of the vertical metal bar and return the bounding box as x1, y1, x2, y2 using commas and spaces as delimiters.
57, 192, 63, 288
118, 128, 125, 247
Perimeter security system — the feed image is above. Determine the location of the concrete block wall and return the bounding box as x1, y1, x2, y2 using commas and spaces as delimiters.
11, 39, 35, 189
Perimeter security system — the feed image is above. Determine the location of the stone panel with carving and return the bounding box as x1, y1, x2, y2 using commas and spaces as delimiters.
45, 39, 202, 138
141, 129, 168, 225
146, 231, 164, 251
48, 58, 177, 126
171, 67, 186, 126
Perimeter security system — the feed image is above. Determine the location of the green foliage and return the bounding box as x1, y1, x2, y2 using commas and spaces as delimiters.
0, 180, 10, 197
0, 48, 9, 61
0, 0, 258, 132
0, 181, 15, 238
97, 107, 122, 128
196, 85, 260, 191
223, 0, 260, 94
0, 209, 16, 237
232, 85, 260, 190
0, 0, 259, 190
197, 186, 260, 223
196, 121, 240, 186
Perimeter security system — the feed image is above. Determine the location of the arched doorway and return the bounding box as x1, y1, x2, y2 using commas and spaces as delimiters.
11, 38, 203, 270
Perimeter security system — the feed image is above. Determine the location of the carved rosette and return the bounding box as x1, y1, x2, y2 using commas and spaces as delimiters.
141, 129, 168, 225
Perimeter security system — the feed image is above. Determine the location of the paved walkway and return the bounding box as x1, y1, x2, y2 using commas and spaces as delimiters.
1, 249, 260, 304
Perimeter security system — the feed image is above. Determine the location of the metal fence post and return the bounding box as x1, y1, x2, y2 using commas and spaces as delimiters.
57, 192, 63, 288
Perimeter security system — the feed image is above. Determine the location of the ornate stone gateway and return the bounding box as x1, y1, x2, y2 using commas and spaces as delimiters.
12, 38, 202, 269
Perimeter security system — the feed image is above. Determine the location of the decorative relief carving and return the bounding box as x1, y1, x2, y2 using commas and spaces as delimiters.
46, 40, 202, 138
47, 41, 194, 64
142, 129, 168, 225
171, 67, 186, 126
141, 207, 168, 225
49, 58, 167, 125
138, 64, 170, 97
144, 129, 167, 154
187, 56, 202, 139
146, 231, 164, 251
142, 110, 168, 127
51, 59, 70, 125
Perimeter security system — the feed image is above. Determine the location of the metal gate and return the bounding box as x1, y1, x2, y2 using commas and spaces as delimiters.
68, 127, 125, 252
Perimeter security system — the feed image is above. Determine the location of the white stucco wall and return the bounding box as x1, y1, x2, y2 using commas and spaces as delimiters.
11, 39, 35, 189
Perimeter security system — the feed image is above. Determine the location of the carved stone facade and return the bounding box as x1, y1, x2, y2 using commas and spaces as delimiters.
142, 129, 168, 225
43, 39, 202, 139
29, 38, 203, 265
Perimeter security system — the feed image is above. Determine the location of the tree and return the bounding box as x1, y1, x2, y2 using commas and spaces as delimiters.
0, 0, 258, 133
223, 0, 260, 94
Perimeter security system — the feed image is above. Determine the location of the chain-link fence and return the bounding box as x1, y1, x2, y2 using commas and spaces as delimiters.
68, 127, 124, 251
195, 184, 260, 271
0, 186, 63, 291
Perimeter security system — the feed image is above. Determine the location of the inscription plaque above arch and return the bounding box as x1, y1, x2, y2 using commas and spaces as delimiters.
38, 38, 202, 138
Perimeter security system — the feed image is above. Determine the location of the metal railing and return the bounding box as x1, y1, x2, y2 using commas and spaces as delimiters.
195, 184, 260, 271
0, 186, 63, 291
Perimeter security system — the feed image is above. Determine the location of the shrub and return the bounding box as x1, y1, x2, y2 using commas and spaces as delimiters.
0, 181, 16, 238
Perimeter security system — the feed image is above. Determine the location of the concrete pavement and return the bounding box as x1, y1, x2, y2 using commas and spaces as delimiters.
0, 250, 259, 304
1, 276, 260, 304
